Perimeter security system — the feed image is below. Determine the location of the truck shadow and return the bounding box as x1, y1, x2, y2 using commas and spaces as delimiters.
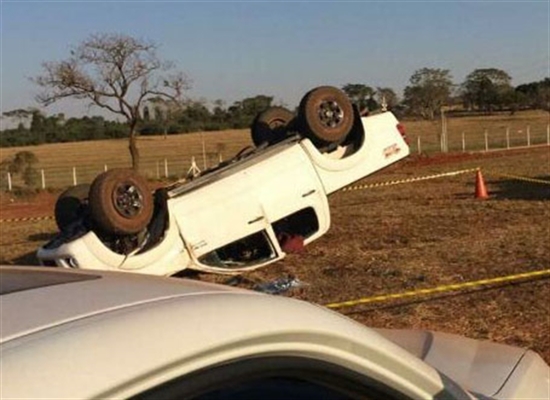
28, 232, 56, 242
455, 175, 550, 201
490, 175, 550, 200
3, 251, 41, 266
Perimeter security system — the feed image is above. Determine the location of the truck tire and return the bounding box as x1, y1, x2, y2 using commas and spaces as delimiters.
251, 107, 295, 147
89, 169, 153, 235
55, 183, 90, 231
298, 86, 354, 147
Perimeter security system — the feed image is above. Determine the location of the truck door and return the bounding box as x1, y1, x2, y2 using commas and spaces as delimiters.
168, 143, 330, 273
257, 146, 330, 246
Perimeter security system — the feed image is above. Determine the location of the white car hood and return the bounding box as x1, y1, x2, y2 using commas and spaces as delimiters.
0, 266, 251, 343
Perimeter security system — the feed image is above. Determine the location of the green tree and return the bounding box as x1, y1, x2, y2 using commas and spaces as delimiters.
1, 109, 33, 146
29, 109, 45, 142
33, 33, 190, 171
341, 84, 377, 113
2, 109, 33, 130
212, 99, 229, 126
27, 110, 69, 144
142, 96, 185, 137
461, 68, 512, 112
403, 68, 453, 120
228, 95, 273, 128
515, 78, 550, 111
1, 151, 40, 188
376, 87, 398, 110
173, 101, 211, 132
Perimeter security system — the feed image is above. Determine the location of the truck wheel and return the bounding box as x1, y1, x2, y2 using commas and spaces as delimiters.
251, 107, 295, 147
298, 86, 354, 147
89, 169, 154, 235
55, 184, 90, 231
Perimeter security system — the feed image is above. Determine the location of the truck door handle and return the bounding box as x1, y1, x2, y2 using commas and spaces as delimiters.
248, 216, 264, 224
302, 189, 316, 197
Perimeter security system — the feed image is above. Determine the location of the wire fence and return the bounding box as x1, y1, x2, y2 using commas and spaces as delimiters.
2, 123, 549, 192
1, 151, 225, 191
412, 123, 550, 154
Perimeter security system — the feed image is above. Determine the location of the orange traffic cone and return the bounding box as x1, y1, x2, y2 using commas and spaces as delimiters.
475, 170, 489, 199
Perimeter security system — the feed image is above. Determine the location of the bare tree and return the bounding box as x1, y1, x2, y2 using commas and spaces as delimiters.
33, 33, 190, 170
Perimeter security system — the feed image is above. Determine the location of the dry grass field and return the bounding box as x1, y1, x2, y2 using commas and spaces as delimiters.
1, 110, 548, 188
1, 132, 549, 365
406, 110, 550, 152
1, 129, 253, 188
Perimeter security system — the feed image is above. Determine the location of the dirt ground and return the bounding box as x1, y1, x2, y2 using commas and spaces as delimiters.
1, 147, 549, 365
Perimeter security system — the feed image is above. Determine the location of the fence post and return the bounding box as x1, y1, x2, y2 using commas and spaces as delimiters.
41, 169, 46, 189
506, 127, 510, 149
417, 136, 422, 155
156, 161, 160, 179
547, 124, 550, 145
164, 158, 168, 178
201, 131, 207, 169
104, 164, 108, 172
484, 129, 489, 152
7, 172, 12, 191
461, 132, 466, 152
440, 109, 448, 153
72, 167, 77, 186
527, 125, 531, 147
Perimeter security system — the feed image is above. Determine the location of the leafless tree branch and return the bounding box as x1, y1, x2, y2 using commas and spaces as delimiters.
32, 33, 191, 170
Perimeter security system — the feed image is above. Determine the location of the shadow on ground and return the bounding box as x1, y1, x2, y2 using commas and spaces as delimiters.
2, 251, 40, 266
27, 232, 56, 242
490, 175, 550, 200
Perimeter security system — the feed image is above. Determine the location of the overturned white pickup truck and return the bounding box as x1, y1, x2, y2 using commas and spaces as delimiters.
37, 86, 410, 275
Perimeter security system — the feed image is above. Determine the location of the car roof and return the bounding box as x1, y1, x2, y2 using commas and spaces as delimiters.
0, 266, 251, 343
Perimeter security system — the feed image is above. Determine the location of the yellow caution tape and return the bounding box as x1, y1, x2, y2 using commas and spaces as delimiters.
341, 168, 479, 192
0, 216, 54, 223
486, 171, 550, 185
325, 269, 550, 309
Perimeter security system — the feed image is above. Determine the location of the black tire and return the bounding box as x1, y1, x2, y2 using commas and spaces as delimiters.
54, 184, 91, 231
298, 86, 354, 147
89, 169, 154, 235
251, 107, 295, 147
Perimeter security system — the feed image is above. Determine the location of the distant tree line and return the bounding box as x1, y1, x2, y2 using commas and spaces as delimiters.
1, 109, 128, 147
399, 69, 548, 120
0, 94, 275, 147
139, 94, 274, 136
2, 69, 548, 148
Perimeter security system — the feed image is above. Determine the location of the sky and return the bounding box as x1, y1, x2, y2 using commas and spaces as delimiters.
1, 0, 549, 122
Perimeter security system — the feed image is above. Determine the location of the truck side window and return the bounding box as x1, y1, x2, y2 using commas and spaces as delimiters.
273, 207, 319, 239
199, 231, 276, 269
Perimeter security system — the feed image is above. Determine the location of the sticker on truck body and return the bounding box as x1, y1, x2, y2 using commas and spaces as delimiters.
383, 143, 401, 158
